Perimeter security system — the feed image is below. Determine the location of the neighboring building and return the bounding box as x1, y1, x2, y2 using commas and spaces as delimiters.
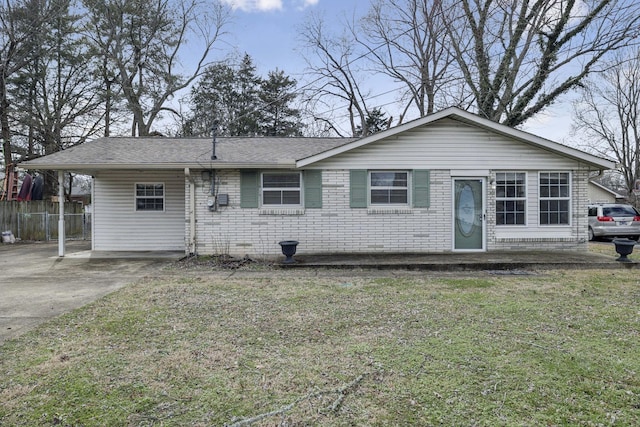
588, 180, 625, 204
21, 108, 615, 256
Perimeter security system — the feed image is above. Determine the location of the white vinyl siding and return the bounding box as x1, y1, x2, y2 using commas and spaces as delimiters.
588, 181, 618, 204
312, 118, 584, 170
93, 171, 185, 251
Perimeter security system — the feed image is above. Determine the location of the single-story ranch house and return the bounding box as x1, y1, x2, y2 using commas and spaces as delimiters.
21, 107, 615, 257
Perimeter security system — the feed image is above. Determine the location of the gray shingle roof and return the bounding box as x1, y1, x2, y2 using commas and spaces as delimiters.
20, 107, 615, 172
20, 136, 357, 171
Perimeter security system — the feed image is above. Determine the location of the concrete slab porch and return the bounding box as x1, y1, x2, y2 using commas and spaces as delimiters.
281, 250, 630, 271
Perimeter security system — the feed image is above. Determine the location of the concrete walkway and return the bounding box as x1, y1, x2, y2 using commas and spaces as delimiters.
0, 240, 182, 344
285, 248, 629, 270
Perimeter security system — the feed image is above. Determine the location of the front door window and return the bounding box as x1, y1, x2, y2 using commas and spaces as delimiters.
454, 179, 484, 250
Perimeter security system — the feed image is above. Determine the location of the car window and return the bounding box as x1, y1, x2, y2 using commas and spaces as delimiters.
588, 207, 598, 216
603, 206, 639, 216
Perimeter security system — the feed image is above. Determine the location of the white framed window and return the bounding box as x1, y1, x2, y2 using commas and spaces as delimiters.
135, 183, 164, 211
370, 171, 409, 205
539, 172, 570, 225
496, 172, 526, 225
261, 172, 302, 206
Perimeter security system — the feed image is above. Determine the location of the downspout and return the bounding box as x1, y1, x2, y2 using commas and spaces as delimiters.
591, 168, 604, 180
185, 168, 196, 255
584, 166, 605, 243
58, 170, 65, 257
91, 176, 95, 250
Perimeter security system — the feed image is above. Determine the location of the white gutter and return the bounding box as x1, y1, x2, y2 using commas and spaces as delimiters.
20, 162, 299, 171
185, 168, 196, 256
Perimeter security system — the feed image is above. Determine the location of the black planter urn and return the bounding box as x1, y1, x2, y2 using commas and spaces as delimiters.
613, 238, 636, 262
278, 240, 299, 264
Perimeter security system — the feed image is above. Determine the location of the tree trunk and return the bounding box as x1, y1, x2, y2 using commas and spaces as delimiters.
1, 72, 13, 168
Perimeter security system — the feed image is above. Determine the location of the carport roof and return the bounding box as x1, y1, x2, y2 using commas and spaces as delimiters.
20, 136, 357, 171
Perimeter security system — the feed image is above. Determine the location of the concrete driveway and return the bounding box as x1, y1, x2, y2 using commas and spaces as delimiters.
0, 240, 182, 344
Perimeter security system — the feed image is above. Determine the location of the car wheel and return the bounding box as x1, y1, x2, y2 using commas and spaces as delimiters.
588, 227, 595, 241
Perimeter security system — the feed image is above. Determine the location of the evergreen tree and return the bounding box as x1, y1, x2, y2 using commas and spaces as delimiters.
184, 54, 302, 137
355, 107, 388, 137
229, 54, 262, 136
183, 55, 261, 137
260, 69, 302, 136
183, 62, 236, 137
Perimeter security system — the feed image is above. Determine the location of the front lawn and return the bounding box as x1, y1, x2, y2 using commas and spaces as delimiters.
1, 269, 639, 426
589, 239, 640, 261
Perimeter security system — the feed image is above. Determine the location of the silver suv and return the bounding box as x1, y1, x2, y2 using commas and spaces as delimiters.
588, 203, 640, 241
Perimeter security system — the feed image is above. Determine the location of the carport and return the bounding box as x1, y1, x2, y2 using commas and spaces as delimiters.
0, 240, 182, 344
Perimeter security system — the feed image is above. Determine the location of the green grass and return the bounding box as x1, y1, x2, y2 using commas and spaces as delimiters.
1, 269, 640, 426
589, 240, 640, 261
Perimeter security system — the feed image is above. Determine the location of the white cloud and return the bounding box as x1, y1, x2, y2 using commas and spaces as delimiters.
222, 0, 283, 12
221, 0, 320, 12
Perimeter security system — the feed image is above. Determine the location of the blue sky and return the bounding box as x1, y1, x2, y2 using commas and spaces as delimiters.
220, 0, 364, 76
215, 0, 574, 143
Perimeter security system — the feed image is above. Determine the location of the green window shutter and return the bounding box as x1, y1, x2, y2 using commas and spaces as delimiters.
240, 170, 259, 208
350, 170, 368, 208
412, 170, 430, 208
303, 170, 322, 208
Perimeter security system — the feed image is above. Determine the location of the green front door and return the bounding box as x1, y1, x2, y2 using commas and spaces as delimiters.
454, 179, 485, 251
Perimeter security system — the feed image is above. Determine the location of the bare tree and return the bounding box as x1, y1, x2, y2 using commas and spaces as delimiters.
299, 13, 373, 137
10, 0, 105, 197
444, 0, 640, 127
359, 0, 458, 122
14, 1, 104, 153
0, 0, 59, 168
573, 49, 640, 203
83, 0, 230, 136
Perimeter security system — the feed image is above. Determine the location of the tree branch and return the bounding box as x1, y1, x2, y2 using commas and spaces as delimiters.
226, 374, 366, 427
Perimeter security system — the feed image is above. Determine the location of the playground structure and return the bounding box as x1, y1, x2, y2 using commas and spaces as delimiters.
0, 163, 19, 201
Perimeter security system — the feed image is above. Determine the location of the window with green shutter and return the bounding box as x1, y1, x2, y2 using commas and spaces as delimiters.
261, 172, 302, 206
412, 170, 430, 208
240, 170, 259, 208
241, 170, 317, 209
370, 171, 409, 205
350, 169, 430, 208
350, 170, 368, 208
303, 170, 322, 208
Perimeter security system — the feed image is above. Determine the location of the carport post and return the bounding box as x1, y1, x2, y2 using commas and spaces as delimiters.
58, 171, 65, 257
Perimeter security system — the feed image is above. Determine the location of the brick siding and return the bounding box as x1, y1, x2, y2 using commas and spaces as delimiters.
186, 169, 588, 256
